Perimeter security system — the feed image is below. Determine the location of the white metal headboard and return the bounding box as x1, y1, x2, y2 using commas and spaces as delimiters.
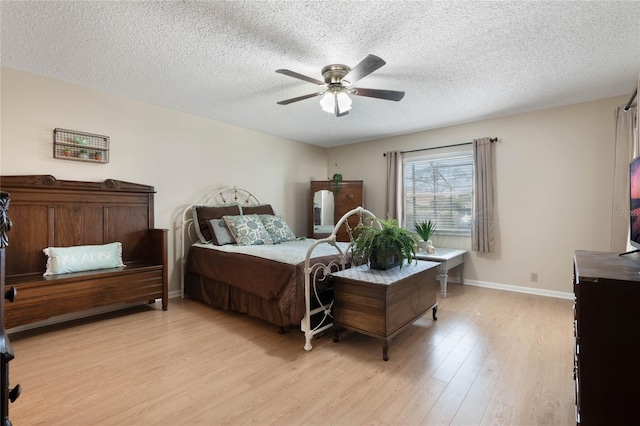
180, 186, 261, 296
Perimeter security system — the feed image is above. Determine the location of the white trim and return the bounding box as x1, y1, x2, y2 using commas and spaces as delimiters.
448, 277, 574, 300
8, 290, 182, 334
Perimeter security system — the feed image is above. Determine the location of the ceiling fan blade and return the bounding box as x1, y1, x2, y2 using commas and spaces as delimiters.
277, 92, 322, 105
276, 69, 324, 85
352, 87, 405, 101
343, 54, 386, 85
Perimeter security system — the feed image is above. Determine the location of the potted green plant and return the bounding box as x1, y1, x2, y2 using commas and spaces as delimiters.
329, 173, 342, 194
62, 147, 72, 157
94, 151, 103, 161
415, 219, 437, 253
352, 217, 418, 270
78, 149, 89, 159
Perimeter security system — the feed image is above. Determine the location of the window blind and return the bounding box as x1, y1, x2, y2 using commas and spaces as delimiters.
404, 152, 473, 236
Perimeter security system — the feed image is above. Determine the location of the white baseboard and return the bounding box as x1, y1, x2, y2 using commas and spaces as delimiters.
8, 290, 182, 334
448, 277, 574, 300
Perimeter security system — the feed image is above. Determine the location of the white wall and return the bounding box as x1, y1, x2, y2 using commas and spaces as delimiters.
328, 96, 628, 294
0, 67, 328, 292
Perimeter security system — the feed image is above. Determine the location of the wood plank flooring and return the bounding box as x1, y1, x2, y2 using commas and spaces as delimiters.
6, 284, 575, 425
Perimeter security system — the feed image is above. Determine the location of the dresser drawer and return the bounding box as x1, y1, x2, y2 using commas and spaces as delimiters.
334, 183, 362, 205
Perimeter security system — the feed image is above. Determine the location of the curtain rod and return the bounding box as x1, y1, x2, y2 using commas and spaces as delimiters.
624, 87, 637, 111
383, 137, 498, 157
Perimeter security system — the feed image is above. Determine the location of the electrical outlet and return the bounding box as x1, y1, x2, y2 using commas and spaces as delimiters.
531, 272, 538, 282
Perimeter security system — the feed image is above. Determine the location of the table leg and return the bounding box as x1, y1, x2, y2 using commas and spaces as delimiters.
438, 270, 448, 298
460, 262, 464, 285
432, 305, 438, 320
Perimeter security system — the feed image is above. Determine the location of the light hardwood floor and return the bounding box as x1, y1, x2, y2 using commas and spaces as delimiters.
7, 283, 575, 425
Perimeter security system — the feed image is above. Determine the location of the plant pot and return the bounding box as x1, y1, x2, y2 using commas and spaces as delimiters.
62, 150, 71, 157
370, 251, 400, 270
94, 154, 103, 161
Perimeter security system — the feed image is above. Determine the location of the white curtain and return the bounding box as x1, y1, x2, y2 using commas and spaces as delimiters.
611, 103, 638, 252
472, 137, 495, 253
385, 151, 403, 223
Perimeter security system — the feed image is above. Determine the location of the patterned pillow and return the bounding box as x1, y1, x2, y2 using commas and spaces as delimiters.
223, 214, 273, 246
260, 214, 296, 243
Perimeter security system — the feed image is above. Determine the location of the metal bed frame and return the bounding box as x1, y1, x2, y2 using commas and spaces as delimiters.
180, 186, 376, 351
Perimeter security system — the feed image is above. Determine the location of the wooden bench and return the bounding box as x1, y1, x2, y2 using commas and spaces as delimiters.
0, 175, 168, 329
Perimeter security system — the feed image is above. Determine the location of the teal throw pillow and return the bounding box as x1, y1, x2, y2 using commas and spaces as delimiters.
260, 214, 296, 243
223, 214, 273, 246
43, 242, 125, 276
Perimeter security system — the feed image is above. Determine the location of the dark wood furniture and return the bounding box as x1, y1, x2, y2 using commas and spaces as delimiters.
1, 192, 20, 425
0, 175, 168, 329
309, 180, 363, 242
331, 260, 440, 360
573, 250, 640, 425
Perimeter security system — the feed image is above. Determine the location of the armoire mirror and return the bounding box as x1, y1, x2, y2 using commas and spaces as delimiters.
312, 189, 335, 238
309, 180, 363, 242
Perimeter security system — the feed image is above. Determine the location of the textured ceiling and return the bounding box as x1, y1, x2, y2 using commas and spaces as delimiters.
1, 1, 639, 148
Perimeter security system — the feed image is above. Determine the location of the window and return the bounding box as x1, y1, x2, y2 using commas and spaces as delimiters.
404, 152, 473, 236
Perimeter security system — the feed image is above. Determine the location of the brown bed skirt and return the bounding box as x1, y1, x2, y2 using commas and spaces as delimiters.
185, 273, 294, 327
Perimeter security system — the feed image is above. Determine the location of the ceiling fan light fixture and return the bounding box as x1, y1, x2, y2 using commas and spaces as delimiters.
320, 89, 352, 115
320, 92, 335, 113
336, 91, 352, 113
278, 54, 404, 116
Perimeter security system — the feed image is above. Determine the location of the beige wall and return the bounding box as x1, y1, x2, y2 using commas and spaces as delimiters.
329, 96, 628, 295
0, 67, 328, 292
1, 66, 630, 297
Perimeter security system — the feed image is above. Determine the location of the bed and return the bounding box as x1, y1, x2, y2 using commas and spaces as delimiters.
181, 186, 374, 351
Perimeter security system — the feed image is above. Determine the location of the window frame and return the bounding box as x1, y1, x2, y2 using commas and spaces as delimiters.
403, 150, 474, 237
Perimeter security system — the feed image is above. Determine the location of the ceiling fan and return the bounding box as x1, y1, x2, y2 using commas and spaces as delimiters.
276, 54, 405, 117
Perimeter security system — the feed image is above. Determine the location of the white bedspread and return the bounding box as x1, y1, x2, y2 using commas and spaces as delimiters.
192, 238, 350, 265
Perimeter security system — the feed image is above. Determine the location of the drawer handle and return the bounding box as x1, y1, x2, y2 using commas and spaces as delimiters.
4, 286, 16, 303
9, 384, 21, 402
346, 194, 354, 199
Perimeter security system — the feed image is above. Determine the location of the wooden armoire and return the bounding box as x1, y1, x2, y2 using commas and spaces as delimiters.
309, 180, 363, 242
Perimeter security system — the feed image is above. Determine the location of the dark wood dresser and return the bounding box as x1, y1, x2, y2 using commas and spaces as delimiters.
573, 250, 640, 425
1, 192, 20, 425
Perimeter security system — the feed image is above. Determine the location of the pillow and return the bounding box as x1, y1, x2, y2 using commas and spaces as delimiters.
206, 218, 236, 245
241, 204, 275, 216
43, 242, 125, 276
192, 204, 242, 243
223, 214, 273, 246
260, 214, 296, 243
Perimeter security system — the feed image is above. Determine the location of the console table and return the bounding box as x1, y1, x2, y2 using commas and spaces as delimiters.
331, 260, 440, 361
415, 248, 467, 298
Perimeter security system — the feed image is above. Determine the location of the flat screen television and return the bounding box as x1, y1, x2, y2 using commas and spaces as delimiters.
630, 155, 640, 250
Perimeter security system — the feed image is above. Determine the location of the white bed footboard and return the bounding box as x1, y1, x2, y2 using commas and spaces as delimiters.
301, 206, 377, 351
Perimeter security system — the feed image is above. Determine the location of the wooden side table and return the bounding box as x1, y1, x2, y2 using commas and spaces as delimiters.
415, 248, 467, 298
331, 260, 440, 361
